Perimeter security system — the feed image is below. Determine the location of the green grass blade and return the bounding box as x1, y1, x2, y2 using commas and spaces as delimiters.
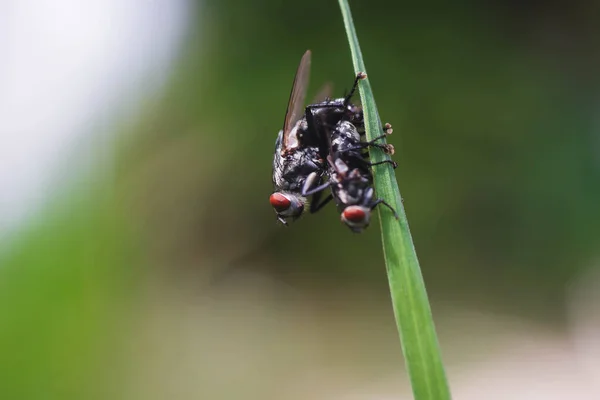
337, 1, 452, 399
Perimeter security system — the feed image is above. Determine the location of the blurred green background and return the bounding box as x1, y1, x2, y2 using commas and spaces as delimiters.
2, 0, 600, 398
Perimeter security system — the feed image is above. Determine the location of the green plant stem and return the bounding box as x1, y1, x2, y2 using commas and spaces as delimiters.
337, 1, 452, 399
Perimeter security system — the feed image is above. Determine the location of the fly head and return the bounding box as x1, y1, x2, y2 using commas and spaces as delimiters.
269, 192, 305, 225
340, 205, 372, 233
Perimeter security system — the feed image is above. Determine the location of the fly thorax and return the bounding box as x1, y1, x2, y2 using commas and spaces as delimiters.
337, 121, 361, 141
345, 179, 367, 204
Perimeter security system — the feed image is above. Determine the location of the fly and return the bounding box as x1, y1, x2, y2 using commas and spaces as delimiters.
302, 72, 399, 233
270, 50, 332, 225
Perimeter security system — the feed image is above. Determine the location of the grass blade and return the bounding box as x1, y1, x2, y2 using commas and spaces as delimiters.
336, 1, 452, 399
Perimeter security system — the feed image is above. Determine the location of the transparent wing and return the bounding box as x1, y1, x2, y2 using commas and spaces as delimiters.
282, 50, 311, 150
311, 82, 333, 104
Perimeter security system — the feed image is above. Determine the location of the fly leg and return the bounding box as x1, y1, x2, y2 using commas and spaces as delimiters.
360, 158, 398, 169
343, 72, 367, 107
302, 181, 331, 196
356, 122, 392, 136
369, 133, 389, 142
352, 123, 395, 154
309, 194, 333, 213
302, 172, 331, 197
351, 155, 397, 169
340, 134, 393, 155
371, 198, 399, 219
344, 151, 396, 169
357, 123, 392, 141
363, 134, 395, 154
306, 178, 333, 214
299, 174, 331, 216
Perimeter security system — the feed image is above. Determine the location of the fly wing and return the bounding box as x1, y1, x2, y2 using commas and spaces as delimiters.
282, 50, 311, 150
311, 82, 333, 104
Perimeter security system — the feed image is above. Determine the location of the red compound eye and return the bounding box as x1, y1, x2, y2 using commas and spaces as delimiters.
342, 206, 366, 223
270, 193, 291, 212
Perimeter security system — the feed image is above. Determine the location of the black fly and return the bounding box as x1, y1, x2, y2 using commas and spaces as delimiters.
270, 50, 331, 225
271, 51, 397, 231
303, 73, 399, 233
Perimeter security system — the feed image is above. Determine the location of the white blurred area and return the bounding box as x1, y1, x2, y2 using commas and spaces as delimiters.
124, 268, 600, 399
128, 269, 600, 400
0, 0, 192, 235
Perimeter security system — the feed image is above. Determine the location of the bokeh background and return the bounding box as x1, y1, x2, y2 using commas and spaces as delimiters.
2, 0, 600, 399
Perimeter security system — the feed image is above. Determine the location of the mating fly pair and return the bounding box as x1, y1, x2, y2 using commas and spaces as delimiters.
269, 50, 398, 232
